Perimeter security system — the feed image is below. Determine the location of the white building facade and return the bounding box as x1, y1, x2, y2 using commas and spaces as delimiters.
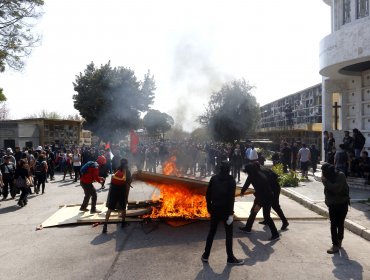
320, 0, 370, 149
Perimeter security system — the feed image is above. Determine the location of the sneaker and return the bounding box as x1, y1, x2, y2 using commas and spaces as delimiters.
90, 209, 102, 214
201, 253, 208, 262
102, 224, 107, 234
18, 200, 24, 207
227, 257, 244, 265
281, 222, 289, 230
239, 227, 252, 234
270, 234, 280, 241
79, 208, 89, 212
327, 245, 339, 254
258, 220, 267, 225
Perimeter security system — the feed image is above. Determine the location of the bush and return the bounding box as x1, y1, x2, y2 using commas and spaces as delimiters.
272, 163, 299, 187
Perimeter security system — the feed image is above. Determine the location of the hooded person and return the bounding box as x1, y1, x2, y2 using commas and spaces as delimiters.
321, 163, 350, 254
239, 163, 280, 241
201, 161, 244, 266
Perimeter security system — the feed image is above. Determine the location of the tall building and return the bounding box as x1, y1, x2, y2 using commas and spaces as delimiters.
256, 84, 322, 149
320, 0, 370, 149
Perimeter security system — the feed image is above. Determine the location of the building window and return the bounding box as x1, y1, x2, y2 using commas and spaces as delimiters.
343, 0, 352, 24
332, 93, 342, 130
357, 0, 369, 18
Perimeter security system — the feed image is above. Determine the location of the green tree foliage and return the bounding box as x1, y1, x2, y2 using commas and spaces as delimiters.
0, 0, 44, 72
73, 62, 155, 142
143, 109, 174, 137
190, 127, 211, 143
198, 79, 260, 142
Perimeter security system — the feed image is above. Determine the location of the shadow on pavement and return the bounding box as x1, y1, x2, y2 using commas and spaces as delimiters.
0, 205, 19, 214
237, 233, 274, 266
350, 202, 370, 221
194, 262, 232, 280
332, 249, 363, 280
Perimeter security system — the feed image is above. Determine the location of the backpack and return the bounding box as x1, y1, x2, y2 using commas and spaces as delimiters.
80, 161, 98, 175
35, 160, 46, 174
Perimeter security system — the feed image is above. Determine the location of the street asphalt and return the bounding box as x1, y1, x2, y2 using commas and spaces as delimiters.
0, 169, 370, 280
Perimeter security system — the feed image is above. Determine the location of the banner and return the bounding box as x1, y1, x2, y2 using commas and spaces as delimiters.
130, 130, 139, 154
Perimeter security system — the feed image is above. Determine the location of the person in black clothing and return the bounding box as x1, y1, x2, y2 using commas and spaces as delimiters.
201, 161, 244, 265
291, 142, 299, 171
353, 128, 366, 159
34, 154, 48, 194
358, 151, 370, 183
230, 145, 243, 183
14, 159, 32, 207
280, 142, 292, 173
239, 163, 280, 241
240, 164, 288, 232
46, 149, 55, 181
321, 163, 350, 254
310, 144, 320, 175
0, 155, 16, 199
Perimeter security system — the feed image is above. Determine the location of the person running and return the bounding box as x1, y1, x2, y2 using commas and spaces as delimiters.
102, 158, 132, 234
201, 161, 244, 266
321, 163, 350, 254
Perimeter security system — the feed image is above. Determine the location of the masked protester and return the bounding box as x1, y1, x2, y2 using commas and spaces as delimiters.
241, 164, 289, 232
240, 163, 280, 241
321, 163, 350, 254
102, 158, 132, 234
201, 161, 244, 266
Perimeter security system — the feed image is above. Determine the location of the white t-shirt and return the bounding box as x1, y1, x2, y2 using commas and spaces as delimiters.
298, 147, 310, 162
246, 148, 259, 161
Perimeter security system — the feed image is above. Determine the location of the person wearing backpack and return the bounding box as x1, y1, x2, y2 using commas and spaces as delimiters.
35, 154, 48, 194
79, 160, 104, 214
353, 128, 366, 159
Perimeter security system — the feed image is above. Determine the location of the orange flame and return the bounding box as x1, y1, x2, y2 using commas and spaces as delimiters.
148, 182, 209, 219
144, 156, 209, 219
162, 156, 181, 176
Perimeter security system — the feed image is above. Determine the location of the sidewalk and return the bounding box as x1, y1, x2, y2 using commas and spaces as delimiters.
281, 172, 370, 242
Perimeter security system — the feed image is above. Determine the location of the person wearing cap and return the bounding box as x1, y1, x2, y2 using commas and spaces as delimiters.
4, 148, 16, 164
79, 160, 105, 214
0, 155, 16, 199
321, 163, 350, 254
201, 161, 244, 266
102, 158, 132, 234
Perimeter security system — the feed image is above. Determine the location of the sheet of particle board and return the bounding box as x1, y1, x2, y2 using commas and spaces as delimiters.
233, 201, 277, 220
41, 204, 150, 228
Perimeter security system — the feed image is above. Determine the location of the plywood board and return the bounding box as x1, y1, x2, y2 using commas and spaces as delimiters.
233, 201, 277, 220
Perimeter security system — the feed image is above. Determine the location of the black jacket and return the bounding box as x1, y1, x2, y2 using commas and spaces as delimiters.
206, 173, 236, 216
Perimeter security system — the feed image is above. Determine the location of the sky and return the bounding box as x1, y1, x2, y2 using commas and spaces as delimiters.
0, 0, 331, 131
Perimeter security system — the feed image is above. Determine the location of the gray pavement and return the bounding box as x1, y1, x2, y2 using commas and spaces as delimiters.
0, 171, 370, 280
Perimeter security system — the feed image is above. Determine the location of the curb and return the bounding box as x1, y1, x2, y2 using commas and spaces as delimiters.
281, 188, 370, 242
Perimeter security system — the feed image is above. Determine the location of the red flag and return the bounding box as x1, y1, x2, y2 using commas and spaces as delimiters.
130, 130, 139, 154
105, 142, 110, 150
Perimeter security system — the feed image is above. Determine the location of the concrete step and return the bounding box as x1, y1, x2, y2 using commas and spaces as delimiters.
347, 177, 370, 191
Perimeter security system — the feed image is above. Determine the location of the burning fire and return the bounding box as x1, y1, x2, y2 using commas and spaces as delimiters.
162, 156, 181, 176
148, 182, 209, 219
145, 156, 209, 219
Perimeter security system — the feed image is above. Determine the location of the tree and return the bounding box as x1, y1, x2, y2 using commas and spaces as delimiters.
26, 109, 62, 119
73, 62, 155, 142
198, 79, 260, 142
0, 0, 44, 72
143, 109, 174, 137
0, 90, 7, 119
190, 127, 211, 143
